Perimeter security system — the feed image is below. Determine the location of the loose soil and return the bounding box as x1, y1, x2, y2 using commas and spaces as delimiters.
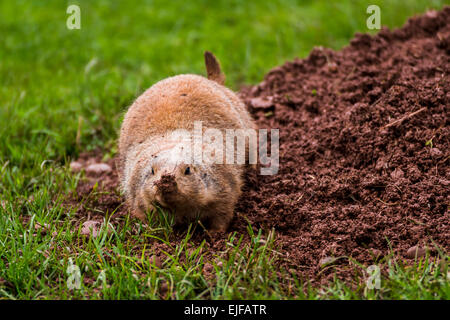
67, 8, 449, 286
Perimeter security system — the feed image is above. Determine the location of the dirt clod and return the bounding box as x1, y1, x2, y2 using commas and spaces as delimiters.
370, 249, 383, 261
406, 246, 427, 259
203, 262, 214, 273
86, 163, 112, 176
81, 220, 100, 237
70, 161, 83, 173
250, 96, 274, 109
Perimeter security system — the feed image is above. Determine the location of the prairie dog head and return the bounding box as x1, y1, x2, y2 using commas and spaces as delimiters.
130, 142, 222, 220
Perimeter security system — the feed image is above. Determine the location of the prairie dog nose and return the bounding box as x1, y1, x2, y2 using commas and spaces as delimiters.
155, 174, 178, 194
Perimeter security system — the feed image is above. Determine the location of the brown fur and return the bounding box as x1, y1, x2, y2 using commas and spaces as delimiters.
118, 52, 256, 232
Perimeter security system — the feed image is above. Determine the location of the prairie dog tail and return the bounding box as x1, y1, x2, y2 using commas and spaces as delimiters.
204, 51, 226, 85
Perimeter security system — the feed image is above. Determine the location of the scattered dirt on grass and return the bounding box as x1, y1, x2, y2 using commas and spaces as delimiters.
65, 8, 449, 286
66, 153, 122, 225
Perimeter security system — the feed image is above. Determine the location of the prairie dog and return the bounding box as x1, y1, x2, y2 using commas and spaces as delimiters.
119, 52, 256, 232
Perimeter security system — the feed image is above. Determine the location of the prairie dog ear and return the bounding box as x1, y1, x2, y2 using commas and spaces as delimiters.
204, 51, 226, 85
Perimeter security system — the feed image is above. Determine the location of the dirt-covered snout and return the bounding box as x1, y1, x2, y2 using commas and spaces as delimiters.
141, 160, 213, 213
153, 173, 178, 208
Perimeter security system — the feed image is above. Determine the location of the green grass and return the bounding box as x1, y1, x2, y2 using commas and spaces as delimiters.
0, 0, 449, 299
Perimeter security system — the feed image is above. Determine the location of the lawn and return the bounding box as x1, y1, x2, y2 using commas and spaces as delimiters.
0, 0, 448, 299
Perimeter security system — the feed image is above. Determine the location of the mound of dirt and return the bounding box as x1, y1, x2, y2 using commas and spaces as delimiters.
236, 7, 449, 283
68, 8, 449, 286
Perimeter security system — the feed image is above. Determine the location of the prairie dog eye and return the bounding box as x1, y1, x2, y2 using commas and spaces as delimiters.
184, 166, 191, 175
144, 167, 155, 181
